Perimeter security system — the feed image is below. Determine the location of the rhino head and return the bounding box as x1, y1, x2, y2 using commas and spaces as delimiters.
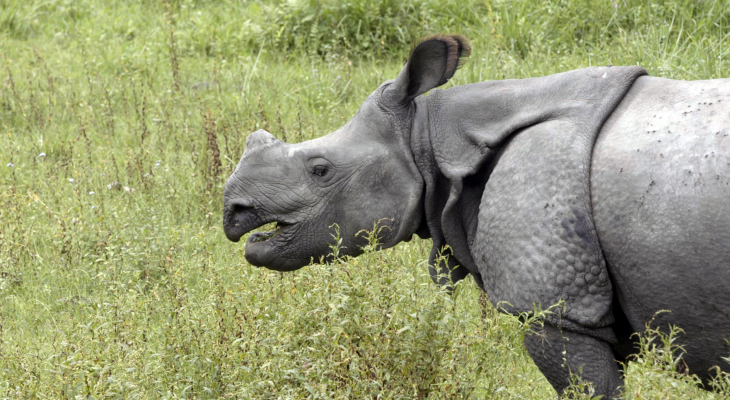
223, 35, 470, 271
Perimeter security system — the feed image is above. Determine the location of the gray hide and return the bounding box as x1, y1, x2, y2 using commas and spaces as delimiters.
223, 35, 730, 398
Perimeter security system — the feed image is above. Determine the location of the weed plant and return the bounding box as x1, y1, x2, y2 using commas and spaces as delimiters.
1, 0, 729, 398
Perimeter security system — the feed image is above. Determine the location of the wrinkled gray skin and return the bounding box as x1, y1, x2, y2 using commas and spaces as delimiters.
223, 35, 730, 398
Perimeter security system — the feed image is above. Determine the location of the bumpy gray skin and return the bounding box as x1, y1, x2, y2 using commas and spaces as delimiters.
223, 35, 730, 398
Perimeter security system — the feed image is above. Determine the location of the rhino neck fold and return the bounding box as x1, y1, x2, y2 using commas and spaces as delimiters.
410, 95, 483, 289
410, 78, 574, 289
382, 97, 428, 249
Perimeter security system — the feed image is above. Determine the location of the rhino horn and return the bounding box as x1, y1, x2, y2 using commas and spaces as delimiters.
244, 129, 282, 153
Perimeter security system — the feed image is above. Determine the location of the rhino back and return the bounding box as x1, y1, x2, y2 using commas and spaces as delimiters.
592, 75, 730, 376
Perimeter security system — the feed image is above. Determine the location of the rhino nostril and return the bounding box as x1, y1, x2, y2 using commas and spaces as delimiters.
227, 197, 254, 209
225, 198, 255, 223
223, 202, 258, 242
228, 203, 257, 225
231, 204, 251, 221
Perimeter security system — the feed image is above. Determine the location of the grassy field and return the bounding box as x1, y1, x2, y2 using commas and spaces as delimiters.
1, 0, 730, 398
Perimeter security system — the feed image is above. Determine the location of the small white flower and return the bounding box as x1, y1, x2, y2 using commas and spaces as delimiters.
69, 178, 75, 183
88, 191, 95, 195
7, 163, 13, 167
91, 205, 97, 209
39, 152, 46, 157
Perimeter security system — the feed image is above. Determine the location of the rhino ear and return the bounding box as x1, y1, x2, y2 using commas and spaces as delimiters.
387, 34, 471, 103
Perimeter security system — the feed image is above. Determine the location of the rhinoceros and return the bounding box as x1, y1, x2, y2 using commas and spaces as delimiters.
222, 35, 730, 398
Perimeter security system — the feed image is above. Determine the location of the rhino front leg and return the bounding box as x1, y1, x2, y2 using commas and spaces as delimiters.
524, 324, 623, 399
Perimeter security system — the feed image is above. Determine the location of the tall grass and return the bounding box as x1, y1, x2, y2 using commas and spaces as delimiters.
1, 0, 729, 398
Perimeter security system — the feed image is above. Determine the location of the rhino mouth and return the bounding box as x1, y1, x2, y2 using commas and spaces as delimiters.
223, 204, 309, 270
248, 222, 293, 243
223, 202, 283, 242
244, 221, 308, 271
223, 205, 294, 245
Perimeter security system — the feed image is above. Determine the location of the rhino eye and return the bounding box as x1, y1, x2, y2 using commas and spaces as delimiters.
307, 157, 335, 185
312, 165, 328, 177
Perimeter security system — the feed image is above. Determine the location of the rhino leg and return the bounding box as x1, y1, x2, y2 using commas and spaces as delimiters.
524, 324, 622, 399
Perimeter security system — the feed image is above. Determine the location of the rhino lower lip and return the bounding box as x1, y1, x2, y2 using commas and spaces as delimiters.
243, 221, 302, 270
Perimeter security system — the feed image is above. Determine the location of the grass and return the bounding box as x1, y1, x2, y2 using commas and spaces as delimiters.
1, 0, 729, 398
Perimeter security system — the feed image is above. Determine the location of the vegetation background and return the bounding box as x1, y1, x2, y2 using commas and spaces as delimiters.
1, 0, 730, 398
